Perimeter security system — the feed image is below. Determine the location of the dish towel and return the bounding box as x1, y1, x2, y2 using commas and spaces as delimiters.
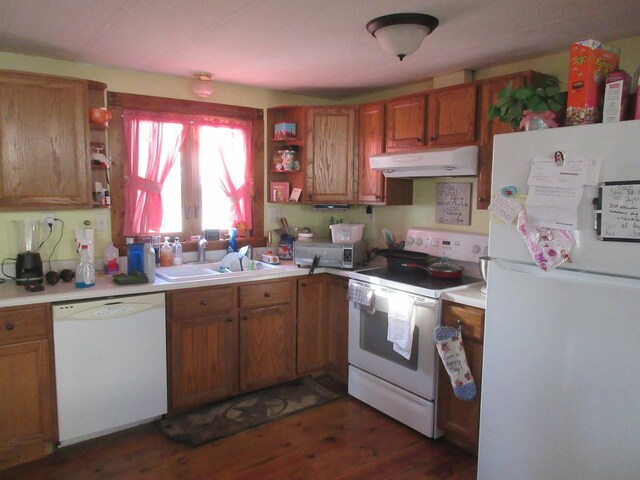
387, 293, 415, 359
347, 283, 375, 314
433, 325, 476, 401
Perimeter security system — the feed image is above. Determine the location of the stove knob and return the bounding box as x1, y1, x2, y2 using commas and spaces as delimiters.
472, 244, 481, 254
405, 237, 414, 245
415, 238, 423, 246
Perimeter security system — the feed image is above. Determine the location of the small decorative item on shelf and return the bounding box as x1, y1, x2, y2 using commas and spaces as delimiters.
270, 182, 290, 202
273, 146, 299, 171
274, 122, 296, 140
289, 187, 302, 202
488, 77, 566, 131
89, 107, 113, 127
90, 142, 111, 166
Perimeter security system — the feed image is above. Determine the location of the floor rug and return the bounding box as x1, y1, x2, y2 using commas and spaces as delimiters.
158, 376, 342, 445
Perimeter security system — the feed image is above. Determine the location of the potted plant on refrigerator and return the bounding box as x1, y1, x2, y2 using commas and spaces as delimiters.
488, 76, 567, 130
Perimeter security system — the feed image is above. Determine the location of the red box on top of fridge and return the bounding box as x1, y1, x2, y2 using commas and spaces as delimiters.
566, 40, 620, 126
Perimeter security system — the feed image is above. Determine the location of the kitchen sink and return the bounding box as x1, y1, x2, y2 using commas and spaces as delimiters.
155, 260, 284, 282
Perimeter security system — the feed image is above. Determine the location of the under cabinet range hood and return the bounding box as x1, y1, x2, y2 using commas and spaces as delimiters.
369, 145, 479, 178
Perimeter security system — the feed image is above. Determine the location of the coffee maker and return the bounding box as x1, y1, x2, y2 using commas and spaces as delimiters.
13, 220, 44, 285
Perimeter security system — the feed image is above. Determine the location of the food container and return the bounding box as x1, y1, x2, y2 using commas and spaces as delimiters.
274, 122, 296, 140
603, 70, 632, 123
330, 223, 364, 244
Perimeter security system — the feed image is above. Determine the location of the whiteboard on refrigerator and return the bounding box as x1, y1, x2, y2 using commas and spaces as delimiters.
596, 181, 640, 242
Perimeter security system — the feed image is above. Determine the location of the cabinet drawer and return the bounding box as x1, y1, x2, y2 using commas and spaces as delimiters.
239, 280, 293, 309
170, 286, 236, 320
441, 301, 484, 342
0, 305, 49, 345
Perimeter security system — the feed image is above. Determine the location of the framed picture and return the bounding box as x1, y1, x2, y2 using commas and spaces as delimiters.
270, 182, 289, 203
289, 187, 302, 202
436, 182, 472, 225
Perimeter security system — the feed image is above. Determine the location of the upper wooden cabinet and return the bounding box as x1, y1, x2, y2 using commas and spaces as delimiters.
357, 102, 413, 206
385, 94, 426, 151
427, 83, 477, 147
477, 71, 551, 209
0, 70, 91, 209
305, 106, 357, 204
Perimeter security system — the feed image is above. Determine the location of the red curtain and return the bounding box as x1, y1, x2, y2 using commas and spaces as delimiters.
122, 110, 186, 235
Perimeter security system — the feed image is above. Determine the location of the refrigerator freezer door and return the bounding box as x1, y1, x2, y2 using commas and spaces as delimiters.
478, 261, 640, 480
489, 121, 640, 278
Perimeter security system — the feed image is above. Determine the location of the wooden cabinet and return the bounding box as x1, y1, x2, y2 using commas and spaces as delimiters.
167, 286, 239, 413
305, 106, 357, 203
0, 70, 91, 209
357, 102, 413, 206
437, 300, 484, 454
477, 71, 551, 209
296, 275, 328, 375
239, 279, 296, 392
0, 304, 56, 470
325, 275, 349, 381
385, 94, 426, 151
427, 84, 477, 147
266, 106, 305, 204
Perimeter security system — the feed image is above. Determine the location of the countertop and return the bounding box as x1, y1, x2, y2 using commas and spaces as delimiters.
0, 261, 353, 308
441, 282, 487, 309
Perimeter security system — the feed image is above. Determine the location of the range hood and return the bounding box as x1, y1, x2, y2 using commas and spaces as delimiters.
369, 145, 478, 178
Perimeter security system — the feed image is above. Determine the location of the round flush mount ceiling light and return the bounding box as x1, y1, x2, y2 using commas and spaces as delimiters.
366, 13, 439, 61
191, 72, 214, 98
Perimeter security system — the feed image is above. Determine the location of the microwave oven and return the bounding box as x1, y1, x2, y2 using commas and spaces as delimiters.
293, 239, 367, 270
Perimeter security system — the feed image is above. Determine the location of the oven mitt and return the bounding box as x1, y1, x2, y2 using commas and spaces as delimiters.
433, 325, 476, 401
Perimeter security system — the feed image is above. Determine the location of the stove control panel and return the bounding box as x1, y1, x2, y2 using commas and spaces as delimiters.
404, 229, 488, 262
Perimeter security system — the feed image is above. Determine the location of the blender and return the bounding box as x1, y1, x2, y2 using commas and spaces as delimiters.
13, 220, 44, 285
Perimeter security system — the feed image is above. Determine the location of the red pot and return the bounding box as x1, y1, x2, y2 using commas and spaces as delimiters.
401, 258, 464, 279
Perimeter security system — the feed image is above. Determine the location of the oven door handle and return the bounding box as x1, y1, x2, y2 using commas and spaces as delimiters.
414, 300, 437, 309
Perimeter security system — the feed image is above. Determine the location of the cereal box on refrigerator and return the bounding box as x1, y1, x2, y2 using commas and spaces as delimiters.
566, 40, 620, 126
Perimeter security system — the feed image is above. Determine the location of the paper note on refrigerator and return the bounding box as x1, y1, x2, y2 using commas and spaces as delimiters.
525, 185, 582, 229
527, 156, 601, 187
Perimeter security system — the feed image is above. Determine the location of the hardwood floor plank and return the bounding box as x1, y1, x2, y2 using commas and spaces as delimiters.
0, 397, 477, 480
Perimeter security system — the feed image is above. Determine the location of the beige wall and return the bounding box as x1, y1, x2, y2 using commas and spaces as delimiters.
1, 35, 639, 262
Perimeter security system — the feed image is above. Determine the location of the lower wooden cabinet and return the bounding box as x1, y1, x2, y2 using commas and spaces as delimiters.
296, 275, 329, 376
326, 276, 349, 381
0, 304, 56, 470
437, 300, 484, 454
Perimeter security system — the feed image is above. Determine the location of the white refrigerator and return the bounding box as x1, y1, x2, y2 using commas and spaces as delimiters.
478, 121, 640, 480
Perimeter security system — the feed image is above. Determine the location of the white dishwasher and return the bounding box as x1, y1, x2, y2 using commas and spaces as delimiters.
53, 292, 167, 446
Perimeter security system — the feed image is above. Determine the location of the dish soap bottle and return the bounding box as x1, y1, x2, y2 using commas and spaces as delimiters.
103, 241, 119, 274
75, 243, 96, 288
172, 237, 183, 265
160, 237, 173, 266
144, 243, 156, 282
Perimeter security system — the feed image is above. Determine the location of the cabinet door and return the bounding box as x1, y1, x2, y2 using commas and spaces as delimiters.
240, 304, 296, 392
326, 275, 349, 381
296, 276, 328, 375
385, 94, 426, 150
305, 106, 356, 203
358, 102, 386, 204
0, 340, 56, 470
169, 313, 239, 412
0, 71, 91, 209
427, 84, 477, 147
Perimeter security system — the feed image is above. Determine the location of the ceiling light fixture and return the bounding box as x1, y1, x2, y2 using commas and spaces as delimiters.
366, 13, 439, 61
191, 72, 214, 98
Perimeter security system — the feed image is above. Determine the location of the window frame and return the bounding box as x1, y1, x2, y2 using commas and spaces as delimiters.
107, 92, 265, 254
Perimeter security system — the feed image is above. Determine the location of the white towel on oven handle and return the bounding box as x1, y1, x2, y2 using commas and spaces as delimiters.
387, 293, 416, 359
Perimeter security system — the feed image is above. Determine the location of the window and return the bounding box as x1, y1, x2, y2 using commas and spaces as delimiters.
122, 110, 253, 238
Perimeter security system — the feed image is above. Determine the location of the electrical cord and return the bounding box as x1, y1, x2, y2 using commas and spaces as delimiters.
48, 219, 65, 272
38, 222, 54, 251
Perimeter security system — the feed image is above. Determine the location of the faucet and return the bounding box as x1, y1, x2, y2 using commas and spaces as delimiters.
197, 233, 208, 263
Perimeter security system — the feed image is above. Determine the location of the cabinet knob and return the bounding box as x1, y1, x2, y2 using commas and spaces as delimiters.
5, 323, 14, 331
374, 195, 381, 200
242, 315, 249, 321
226, 317, 233, 323
264, 292, 271, 298
430, 136, 436, 142
200, 300, 209, 306
301, 282, 306, 287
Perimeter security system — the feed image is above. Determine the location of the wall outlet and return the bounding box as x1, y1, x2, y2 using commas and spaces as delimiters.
42, 213, 56, 231
95, 212, 109, 232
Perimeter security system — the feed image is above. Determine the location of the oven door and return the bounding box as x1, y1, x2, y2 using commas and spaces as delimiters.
348, 280, 440, 400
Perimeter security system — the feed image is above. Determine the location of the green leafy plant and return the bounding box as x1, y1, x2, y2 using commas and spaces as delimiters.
488, 77, 567, 129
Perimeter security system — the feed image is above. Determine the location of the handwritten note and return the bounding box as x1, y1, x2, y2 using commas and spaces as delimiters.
436, 183, 471, 226
599, 183, 640, 241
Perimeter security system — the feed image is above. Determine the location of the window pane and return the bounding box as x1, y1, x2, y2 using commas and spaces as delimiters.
160, 153, 182, 233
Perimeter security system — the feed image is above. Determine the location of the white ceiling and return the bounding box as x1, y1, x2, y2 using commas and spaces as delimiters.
1, 0, 640, 100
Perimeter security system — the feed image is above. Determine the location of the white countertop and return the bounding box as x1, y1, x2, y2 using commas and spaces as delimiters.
441, 282, 487, 309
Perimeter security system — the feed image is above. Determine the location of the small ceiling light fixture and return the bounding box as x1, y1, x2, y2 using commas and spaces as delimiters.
191, 72, 214, 98
366, 13, 439, 61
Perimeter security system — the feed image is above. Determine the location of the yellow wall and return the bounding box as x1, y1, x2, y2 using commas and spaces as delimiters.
1, 35, 639, 262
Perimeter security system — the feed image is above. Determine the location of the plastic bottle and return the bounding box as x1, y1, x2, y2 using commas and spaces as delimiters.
127, 243, 145, 275
75, 244, 96, 288
144, 243, 156, 282
103, 241, 119, 274
227, 227, 238, 253
172, 237, 183, 265
159, 237, 173, 266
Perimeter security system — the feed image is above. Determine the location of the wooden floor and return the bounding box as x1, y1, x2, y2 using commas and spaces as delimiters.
1, 396, 477, 480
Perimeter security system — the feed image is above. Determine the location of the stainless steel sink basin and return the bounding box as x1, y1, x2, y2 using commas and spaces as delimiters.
155, 260, 284, 282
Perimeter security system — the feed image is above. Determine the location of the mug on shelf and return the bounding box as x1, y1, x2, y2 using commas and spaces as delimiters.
89, 107, 113, 126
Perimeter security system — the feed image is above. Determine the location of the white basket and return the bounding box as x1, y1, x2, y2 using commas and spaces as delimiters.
330, 223, 364, 244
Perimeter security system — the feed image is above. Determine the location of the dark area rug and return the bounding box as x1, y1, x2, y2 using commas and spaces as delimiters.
158, 376, 343, 445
